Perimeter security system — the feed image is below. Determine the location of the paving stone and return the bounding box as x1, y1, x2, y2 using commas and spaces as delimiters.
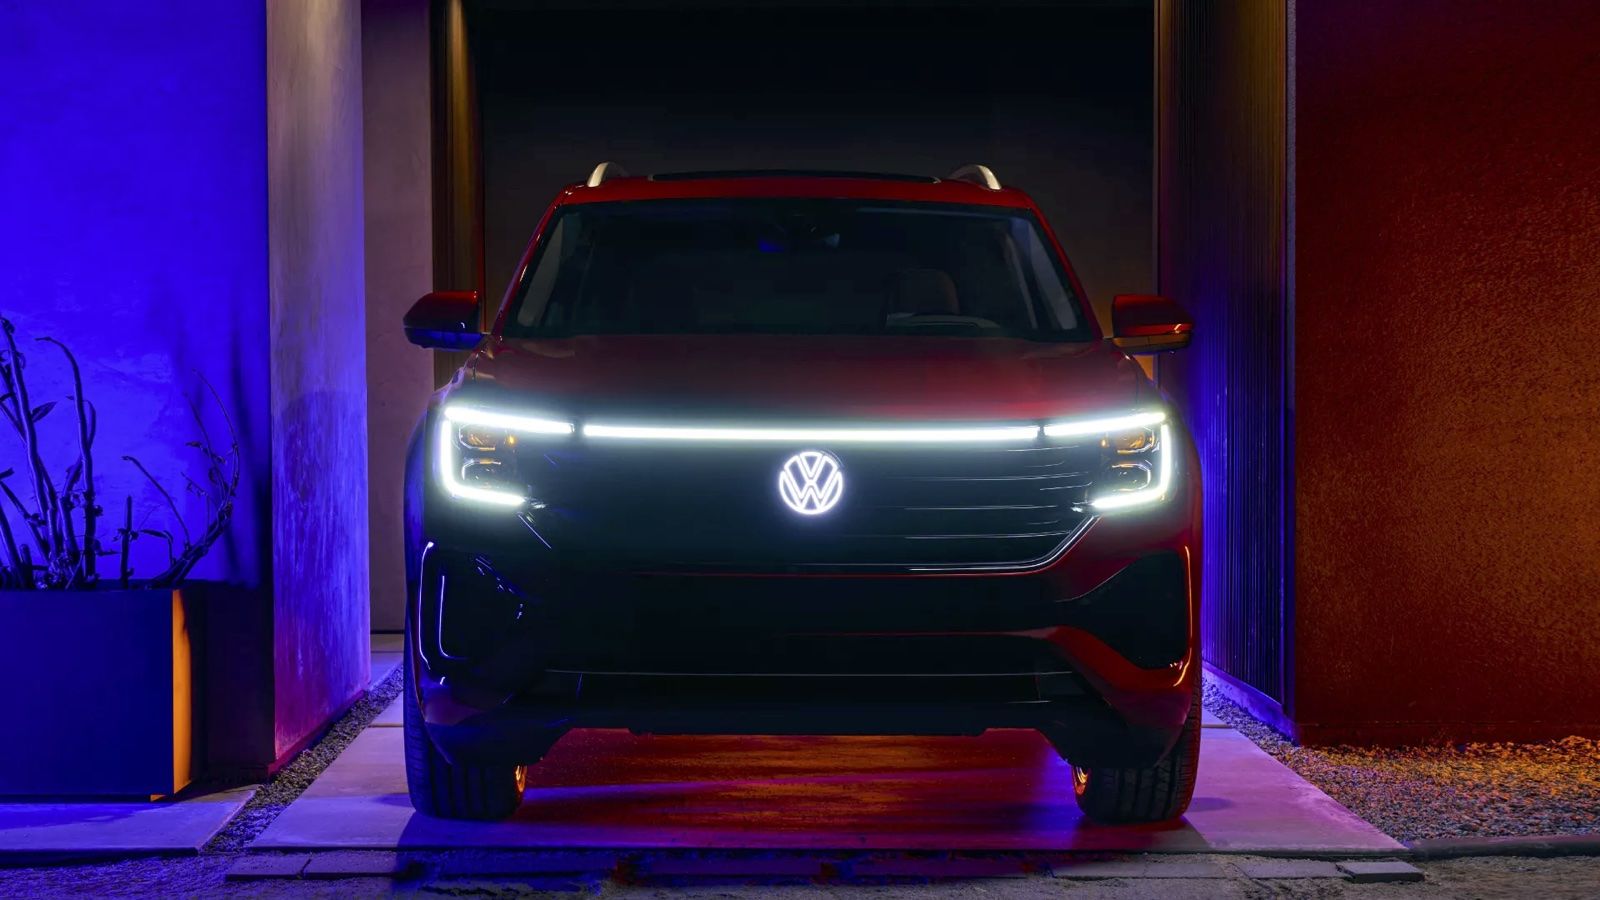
646, 855, 826, 878
1053, 860, 1227, 879
369, 695, 403, 728
1051, 860, 1147, 879
0, 786, 256, 859
437, 851, 619, 877
302, 851, 421, 879
226, 855, 312, 881
369, 653, 402, 689
851, 856, 1031, 878
252, 727, 1401, 855
436, 875, 594, 892
1237, 859, 1343, 879
1338, 860, 1425, 883
1132, 861, 1229, 878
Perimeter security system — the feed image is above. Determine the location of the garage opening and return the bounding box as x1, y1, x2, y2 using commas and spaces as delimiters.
402, 0, 1297, 730
471, 1, 1154, 330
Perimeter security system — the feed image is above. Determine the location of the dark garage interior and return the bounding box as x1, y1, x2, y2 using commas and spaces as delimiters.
472, 3, 1155, 324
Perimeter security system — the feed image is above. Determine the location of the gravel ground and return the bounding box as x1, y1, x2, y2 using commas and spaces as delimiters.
205, 665, 405, 852
1202, 676, 1600, 842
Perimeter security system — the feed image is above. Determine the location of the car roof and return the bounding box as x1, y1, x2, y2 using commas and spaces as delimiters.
556, 169, 1036, 209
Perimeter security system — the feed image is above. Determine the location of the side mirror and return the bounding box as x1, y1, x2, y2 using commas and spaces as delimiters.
403, 291, 482, 350
1111, 294, 1193, 353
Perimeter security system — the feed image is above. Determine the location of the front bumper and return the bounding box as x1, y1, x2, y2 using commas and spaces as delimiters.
405, 431, 1202, 768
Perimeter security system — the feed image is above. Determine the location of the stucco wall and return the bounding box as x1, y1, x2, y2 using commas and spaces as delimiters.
267, 0, 371, 757
361, 0, 435, 632
0, 1, 270, 589
1293, 0, 1600, 741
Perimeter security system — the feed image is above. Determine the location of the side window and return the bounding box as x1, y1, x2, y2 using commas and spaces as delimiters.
516, 215, 570, 327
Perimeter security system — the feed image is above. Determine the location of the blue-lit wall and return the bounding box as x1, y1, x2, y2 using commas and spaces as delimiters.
0, 1, 271, 586
2, 0, 370, 769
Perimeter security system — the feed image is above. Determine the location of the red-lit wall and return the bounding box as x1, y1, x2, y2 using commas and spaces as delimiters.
1292, 0, 1600, 742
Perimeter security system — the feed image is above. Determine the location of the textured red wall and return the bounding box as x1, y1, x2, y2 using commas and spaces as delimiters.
1293, 0, 1600, 742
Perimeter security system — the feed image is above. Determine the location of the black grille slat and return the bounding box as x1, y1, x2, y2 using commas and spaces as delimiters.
522, 441, 1099, 570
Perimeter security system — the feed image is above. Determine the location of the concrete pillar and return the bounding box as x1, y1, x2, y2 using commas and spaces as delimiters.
361, 0, 436, 631
266, 0, 372, 758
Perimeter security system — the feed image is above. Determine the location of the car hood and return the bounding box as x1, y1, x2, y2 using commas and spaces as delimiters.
461, 334, 1156, 421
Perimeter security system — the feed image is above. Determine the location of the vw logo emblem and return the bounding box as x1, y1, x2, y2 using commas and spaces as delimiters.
777, 450, 844, 515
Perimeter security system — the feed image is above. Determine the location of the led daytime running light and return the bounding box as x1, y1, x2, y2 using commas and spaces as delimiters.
434, 404, 1176, 510
442, 405, 574, 435
582, 423, 1041, 443
1042, 410, 1166, 438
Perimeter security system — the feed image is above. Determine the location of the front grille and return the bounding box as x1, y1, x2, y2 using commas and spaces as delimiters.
519, 440, 1099, 571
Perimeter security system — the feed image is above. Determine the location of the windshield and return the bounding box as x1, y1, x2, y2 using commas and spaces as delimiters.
505, 198, 1092, 340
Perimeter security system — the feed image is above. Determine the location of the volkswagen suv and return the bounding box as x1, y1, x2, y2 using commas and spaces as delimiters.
400, 165, 1201, 823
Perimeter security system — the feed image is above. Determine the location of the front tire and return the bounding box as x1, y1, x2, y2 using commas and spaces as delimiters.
403, 641, 526, 820
1071, 684, 1202, 824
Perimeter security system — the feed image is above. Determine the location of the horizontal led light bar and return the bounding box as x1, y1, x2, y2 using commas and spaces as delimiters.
1042, 410, 1166, 438
581, 423, 1043, 443
437, 401, 1178, 509
1091, 423, 1175, 511
442, 404, 574, 435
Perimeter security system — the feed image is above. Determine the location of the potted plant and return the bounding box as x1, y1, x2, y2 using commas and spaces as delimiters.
0, 316, 238, 798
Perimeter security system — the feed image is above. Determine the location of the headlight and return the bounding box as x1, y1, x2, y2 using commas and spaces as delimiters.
1091, 419, 1174, 511
436, 404, 573, 507
1042, 410, 1175, 512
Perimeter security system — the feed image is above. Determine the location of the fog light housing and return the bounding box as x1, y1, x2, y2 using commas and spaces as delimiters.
1104, 461, 1153, 492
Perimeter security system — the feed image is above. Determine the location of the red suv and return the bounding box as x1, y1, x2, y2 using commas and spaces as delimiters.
400, 166, 1201, 823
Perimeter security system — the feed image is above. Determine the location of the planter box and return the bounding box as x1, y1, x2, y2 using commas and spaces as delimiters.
0, 588, 197, 798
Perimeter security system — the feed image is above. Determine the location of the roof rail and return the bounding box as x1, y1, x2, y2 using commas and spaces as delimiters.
585, 161, 628, 187
947, 164, 1001, 190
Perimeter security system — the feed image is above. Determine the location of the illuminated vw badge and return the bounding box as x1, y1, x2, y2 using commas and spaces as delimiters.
777, 450, 844, 516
